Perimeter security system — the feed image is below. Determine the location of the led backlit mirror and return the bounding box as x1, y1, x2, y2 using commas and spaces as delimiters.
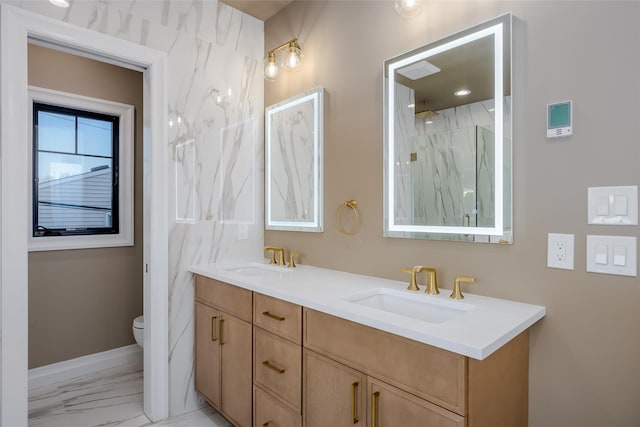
266, 87, 324, 232
383, 13, 512, 243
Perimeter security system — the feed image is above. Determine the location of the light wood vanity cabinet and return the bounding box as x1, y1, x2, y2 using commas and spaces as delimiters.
194, 276, 253, 427
303, 308, 530, 427
194, 276, 531, 427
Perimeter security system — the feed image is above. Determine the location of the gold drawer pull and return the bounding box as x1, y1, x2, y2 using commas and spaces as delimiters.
210, 316, 217, 342
371, 391, 380, 427
262, 311, 285, 321
219, 318, 224, 346
262, 360, 285, 374
351, 381, 359, 424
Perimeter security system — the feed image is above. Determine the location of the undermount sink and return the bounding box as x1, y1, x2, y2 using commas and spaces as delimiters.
344, 288, 475, 324
224, 263, 290, 276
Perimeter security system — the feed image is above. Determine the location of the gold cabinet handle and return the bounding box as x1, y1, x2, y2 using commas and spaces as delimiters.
262, 423, 270, 427
219, 318, 224, 346
262, 360, 285, 374
210, 316, 218, 342
371, 391, 380, 427
351, 381, 359, 424
262, 311, 285, 321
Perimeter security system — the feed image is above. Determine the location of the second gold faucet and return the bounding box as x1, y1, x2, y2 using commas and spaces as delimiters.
401, 266, 439, 295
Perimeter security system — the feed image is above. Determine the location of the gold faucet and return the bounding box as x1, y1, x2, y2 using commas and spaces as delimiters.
421, 267, 439, 295
401, 267, 420, 291
287, 252, 299, 268
264, 246, 285, 266
450, 275, 475, 299
402, 266, 439, 294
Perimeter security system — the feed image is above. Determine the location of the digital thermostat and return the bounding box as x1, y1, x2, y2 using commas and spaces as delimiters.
547, 100, 573, 138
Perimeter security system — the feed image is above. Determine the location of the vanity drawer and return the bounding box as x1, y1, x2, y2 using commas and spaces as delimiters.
254, 386, 301, 427
254, 326, 302, 412
195, 275, 252, 323
303, 308, 466, 415
254, 293, 302, 344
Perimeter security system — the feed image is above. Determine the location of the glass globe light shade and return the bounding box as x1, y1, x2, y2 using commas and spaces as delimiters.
281, 45, 303, 71
264, 56, 279, 81
394, 0, 422, 18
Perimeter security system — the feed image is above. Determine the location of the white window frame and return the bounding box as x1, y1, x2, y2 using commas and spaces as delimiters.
28, 86, 134, 251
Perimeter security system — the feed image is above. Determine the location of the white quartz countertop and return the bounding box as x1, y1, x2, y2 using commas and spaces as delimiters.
190, 261, 545, 360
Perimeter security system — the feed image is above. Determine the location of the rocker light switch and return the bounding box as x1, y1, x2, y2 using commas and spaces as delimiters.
613, 245, 627, 266
614, 195, 628, 216
595, 245, 608, 265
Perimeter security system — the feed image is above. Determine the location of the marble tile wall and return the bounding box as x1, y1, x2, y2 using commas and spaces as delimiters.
12, 0, 264, 416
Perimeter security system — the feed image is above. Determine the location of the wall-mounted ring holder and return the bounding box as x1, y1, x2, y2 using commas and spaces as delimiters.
335, 200, 359, 235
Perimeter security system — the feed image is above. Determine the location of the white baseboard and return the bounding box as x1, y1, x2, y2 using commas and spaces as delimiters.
28, 344, 143, 390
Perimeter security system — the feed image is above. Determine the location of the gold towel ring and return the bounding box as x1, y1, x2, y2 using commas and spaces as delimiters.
335, 200, 359, 235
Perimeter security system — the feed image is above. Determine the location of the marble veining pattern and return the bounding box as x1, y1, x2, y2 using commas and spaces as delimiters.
393, 85, 511, 239
268, 98, 315, 222
28, 362, 231, 427
12, 0, 264, 417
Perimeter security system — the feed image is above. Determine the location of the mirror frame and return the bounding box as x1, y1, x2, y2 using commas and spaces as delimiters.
265, 86, 324, 232
383, 13, 512, 242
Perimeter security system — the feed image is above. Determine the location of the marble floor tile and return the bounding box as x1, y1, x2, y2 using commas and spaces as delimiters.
29, 363, 230, 427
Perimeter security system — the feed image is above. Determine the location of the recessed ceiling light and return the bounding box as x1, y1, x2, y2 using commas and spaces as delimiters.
454, 89, 471, 97
49, 0, 70, 7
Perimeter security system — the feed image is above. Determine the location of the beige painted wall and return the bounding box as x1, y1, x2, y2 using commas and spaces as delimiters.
27, 44, 143, 368
265, 2, 640, 425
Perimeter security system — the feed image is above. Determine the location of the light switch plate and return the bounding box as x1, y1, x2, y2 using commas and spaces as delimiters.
588, 186, 638, 225
586, 235, 637, 277
547, 233, 574, 270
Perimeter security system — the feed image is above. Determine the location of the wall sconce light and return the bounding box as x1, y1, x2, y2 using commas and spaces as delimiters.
264, 38, 303, 81
394, 0, 422, 18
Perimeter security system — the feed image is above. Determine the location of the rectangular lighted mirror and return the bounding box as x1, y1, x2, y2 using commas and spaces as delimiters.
384, 13, 512, 243
266, 87, 324, 232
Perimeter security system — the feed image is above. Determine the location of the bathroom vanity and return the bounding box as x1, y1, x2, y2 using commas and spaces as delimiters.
192, 262, 544, 427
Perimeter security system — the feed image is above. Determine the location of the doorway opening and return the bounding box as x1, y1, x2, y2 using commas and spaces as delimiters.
1, 5, 168, 424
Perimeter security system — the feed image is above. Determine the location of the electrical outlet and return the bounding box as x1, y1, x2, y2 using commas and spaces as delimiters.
547, 233, 574, 270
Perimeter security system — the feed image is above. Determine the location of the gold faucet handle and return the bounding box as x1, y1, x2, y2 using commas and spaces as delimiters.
401, 267, 420, 291
288, 252, 299, 268
423, 267, 439, 295
450, 275, 475, 299
264, 246, 280, 264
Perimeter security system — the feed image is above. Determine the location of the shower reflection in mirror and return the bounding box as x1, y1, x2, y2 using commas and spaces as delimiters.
384, 13, 512, 243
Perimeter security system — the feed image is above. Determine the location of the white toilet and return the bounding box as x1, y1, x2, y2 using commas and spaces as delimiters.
133, 315, 144, 348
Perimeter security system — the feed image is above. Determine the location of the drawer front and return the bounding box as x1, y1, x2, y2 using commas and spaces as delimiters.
254, 293, 302, 344
254, 386, 302, 427
195, 275, 252, 322
254, 327, 302, 412
303, 308, 466, 415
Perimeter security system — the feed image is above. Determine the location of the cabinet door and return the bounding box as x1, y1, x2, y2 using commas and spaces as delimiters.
195, 302, 221, 409
368, 378, 465, 427
220, 313, 253, 427
304, 350, 366, 427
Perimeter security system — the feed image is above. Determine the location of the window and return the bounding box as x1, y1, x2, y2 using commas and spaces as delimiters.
29, 86, 134, 251
33, 103, 119, 236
